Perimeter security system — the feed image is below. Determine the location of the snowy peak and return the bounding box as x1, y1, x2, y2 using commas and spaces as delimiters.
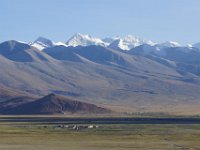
66, 33, 107, 47
123, 35, 147, 45
35, 37, 54, 47
157, 41, 181, 48
31, 37, 55, 50
108, 39, 130, 50
108, 35, 156, 50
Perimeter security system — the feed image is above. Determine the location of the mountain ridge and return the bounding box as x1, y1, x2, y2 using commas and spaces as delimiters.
15, 33, 198, 51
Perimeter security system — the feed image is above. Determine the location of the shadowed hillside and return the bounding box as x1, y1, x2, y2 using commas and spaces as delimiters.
2, 94, 111, 115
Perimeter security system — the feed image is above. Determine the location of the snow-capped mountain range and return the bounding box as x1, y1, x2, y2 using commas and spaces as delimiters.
2, 35, 200, 115
24, 33, 199, 52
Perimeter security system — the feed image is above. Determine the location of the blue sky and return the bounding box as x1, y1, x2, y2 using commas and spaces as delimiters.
1, 0, 200, 44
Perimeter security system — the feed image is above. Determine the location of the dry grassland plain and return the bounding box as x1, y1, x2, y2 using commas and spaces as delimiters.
0, 117, 200, 150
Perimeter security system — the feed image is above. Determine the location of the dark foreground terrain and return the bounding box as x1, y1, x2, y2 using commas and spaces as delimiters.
1, 116, 200, 124
0, 116, 200, 150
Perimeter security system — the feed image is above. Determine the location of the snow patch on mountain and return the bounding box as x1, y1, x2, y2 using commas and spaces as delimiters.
157, 41, 181, 48
55, 42, 68, 47
109, 35, 156, 50
66, 33, 108, 47
17, 41, 28, 44
30, 37, 55, 50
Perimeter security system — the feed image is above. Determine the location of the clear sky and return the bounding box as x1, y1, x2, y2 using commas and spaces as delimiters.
1, 0, 200, 44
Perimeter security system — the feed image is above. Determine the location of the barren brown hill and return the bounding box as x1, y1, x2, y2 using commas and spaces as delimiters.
3, 94, 111, 115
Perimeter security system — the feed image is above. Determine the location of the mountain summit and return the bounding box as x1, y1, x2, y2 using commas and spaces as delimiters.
31, 37, 55, 50
66, 33, 108, 47
108, 35, 156, 50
